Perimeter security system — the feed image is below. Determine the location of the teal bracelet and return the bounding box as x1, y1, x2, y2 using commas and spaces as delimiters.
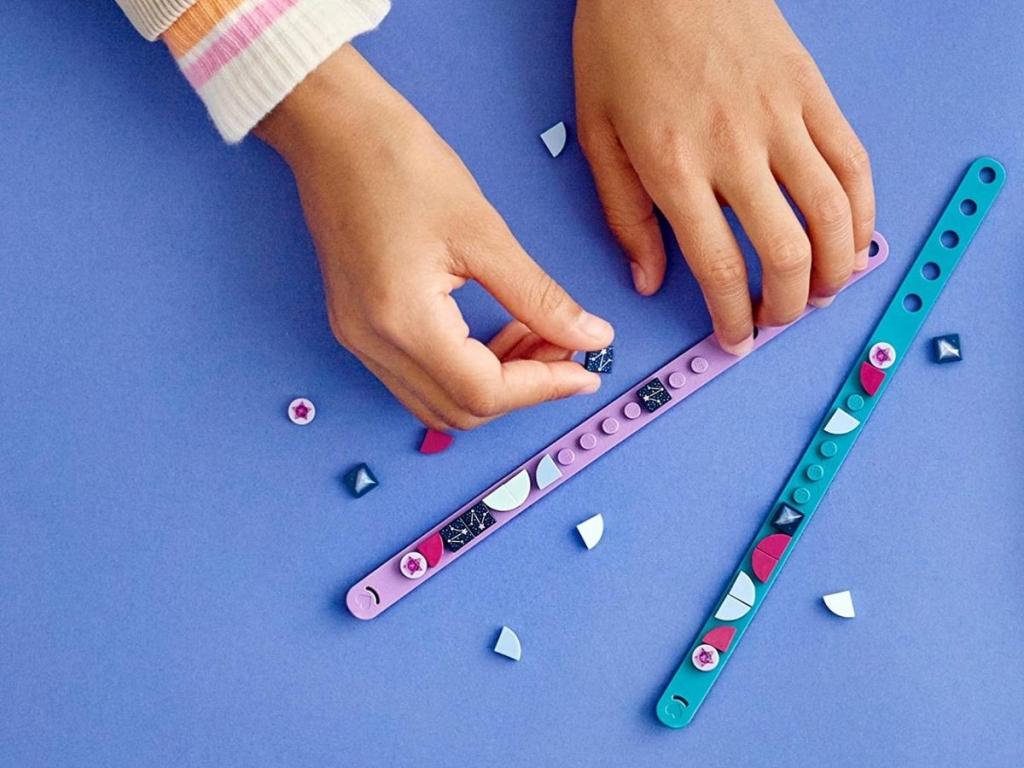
656, 157, 1006, 728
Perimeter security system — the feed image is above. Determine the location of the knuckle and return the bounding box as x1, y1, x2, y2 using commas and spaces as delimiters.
782, 52, 820, 95
707, 105, 746, 154
700, 253, 746, 295
842, 140, 871, 178
767, 234, 811, 278
456, 383, 500, 420
528, 273, 568, 318
810, 187, 851, 233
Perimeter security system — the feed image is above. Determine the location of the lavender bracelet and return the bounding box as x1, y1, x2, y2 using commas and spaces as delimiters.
347, 233, 890, 619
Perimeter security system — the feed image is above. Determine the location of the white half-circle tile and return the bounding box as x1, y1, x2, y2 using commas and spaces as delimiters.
535, 454, 562, 490
823, 590, 856, 618
714, 594, 752, 622
729, 570, 756, 607
494, 626, 522, 661
482, 469, 531, 512
575, 513, 604, 550
824, 408, 860, 435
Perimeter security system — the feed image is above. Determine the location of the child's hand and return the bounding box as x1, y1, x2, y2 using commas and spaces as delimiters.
573, 0, 875, 353
257, 47, 613, 430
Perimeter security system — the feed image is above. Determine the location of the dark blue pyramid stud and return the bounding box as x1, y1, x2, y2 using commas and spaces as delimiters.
932, 334, 962, 363
771, 503, 804, 535
344, 463, 379, 498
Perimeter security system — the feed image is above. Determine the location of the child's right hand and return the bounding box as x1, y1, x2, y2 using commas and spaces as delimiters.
256, 47, 614, 431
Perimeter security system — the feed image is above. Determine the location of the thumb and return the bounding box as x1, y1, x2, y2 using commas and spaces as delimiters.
580, 125, 666, 295
465, 221, 614, 353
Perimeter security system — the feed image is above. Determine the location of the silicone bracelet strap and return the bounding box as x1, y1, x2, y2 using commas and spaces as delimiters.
347, 234, 892, 619
656, 157, 1005, 728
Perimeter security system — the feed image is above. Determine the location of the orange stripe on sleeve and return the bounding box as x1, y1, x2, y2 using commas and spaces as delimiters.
163, 0, 249, 58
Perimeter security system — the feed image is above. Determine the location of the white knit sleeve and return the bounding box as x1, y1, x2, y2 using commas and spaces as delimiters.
117, 0, 391, 143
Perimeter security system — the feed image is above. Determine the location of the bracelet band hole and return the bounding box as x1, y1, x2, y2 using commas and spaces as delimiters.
922, 262, 941, 281
979, 166, 996, 183
868, 239, 880, 257
940, 230, 960, 249
672, 695, 690, 708
960, 199, 978, 216
903, 293, 923, 312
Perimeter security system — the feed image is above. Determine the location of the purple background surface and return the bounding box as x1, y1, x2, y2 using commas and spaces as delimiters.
2, 1, 1022, 766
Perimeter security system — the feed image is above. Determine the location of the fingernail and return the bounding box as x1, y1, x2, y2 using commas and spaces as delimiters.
809, 294, 835, 309
720, 334, 755, 357
578, 374, 602, 394
854, 247, 869, 271
578, 312, 613, 343
630, 262, 648, 294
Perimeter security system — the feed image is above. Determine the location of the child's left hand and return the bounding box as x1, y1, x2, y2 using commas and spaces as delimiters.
573, 0, 875, 354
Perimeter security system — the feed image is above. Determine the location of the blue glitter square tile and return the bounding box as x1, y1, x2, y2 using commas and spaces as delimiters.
461, 502, 496, 536
636, 377, 671, 412
584, 346, 614, 374
441, 516, 475, 552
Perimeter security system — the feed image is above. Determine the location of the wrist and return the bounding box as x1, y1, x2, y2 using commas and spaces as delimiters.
254, 45, 402, 167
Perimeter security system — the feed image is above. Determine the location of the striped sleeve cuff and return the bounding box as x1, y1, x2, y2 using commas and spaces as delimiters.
162, 0, 391, 143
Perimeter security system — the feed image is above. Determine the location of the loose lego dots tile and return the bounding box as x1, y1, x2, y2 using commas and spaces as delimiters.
702, 626, 736, 653
933, 333, 962, 363
576, 513, 604, 550
287, 397, 315, 425
539, 121, 567, 158
419, 428, 453, 455
400, 551, 428, 579
461, 502, 496, 536
535, 454, 562, 490
494, 626, 522, 661
868, 341, 897, 369
636, 378, 672, 413
859, 361, 885, 396
772, 503, 804, 535
584, 346, 614, 373
714, 595, 752, 622
822, 590, 856, 618
440, 517, 475, 552
344, 463, 378, 498
579, 432, 598, 450
823, 408, 860, 435
482, 469, 531, 512
416, 532, 444, 568
691, 644, 720, 672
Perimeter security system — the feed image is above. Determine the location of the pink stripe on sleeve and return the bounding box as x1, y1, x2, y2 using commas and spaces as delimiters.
182, 0, 300, 89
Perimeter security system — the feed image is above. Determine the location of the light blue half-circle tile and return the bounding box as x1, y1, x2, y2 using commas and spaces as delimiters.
535, 454, 563, 490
